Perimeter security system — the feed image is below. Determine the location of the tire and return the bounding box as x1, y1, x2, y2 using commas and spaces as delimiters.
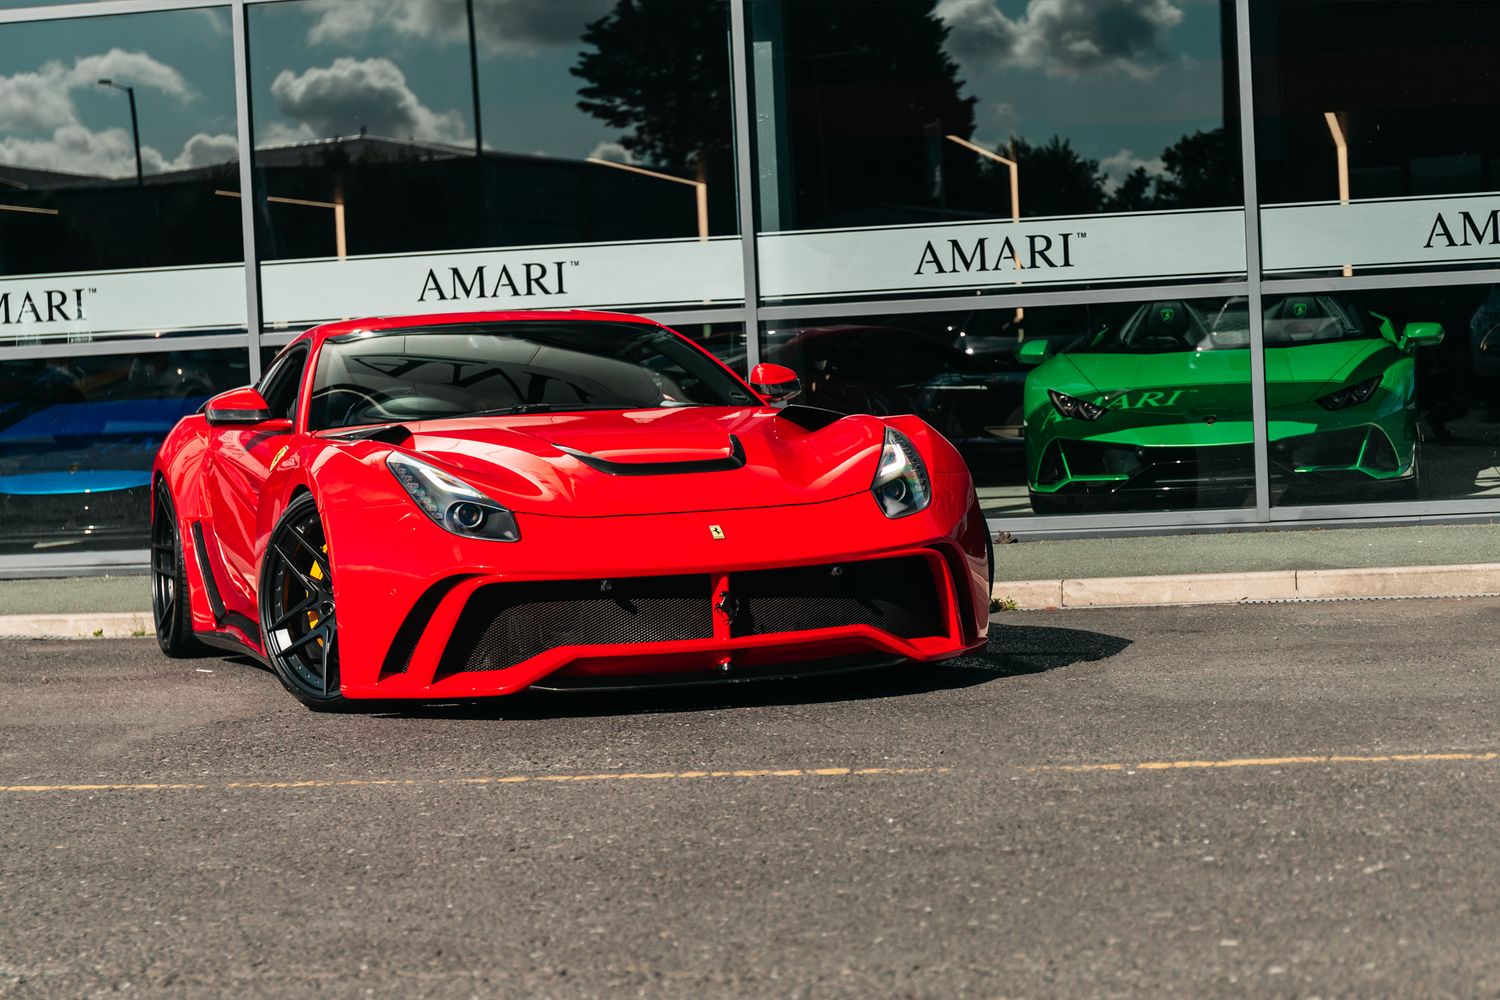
258, 493, 348, 711
150, 479, 207, 657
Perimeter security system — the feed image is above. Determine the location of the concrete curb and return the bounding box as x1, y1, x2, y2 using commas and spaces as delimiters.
994, 562, 1500, 609
3, 563, 1500, 637
0, 612, 154, 639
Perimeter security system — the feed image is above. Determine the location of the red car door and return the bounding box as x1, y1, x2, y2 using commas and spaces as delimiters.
203, 346, 308, 615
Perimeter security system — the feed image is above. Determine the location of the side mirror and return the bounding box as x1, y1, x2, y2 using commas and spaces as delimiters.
1400, 321, 1445, 350
205, 386, 282, 427
749, 362, 802, 401
1017, 339, 1054, 366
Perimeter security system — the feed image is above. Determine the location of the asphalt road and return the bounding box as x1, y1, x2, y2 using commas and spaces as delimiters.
4, 598, 1500, 998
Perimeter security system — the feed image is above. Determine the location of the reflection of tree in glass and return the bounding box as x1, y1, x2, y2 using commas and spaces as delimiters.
572, 0, 733, 180
975, 128, 1239, 217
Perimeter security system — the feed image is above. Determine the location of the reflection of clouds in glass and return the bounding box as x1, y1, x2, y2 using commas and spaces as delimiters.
938, 0, 1184, 78
0, 49, 235, 177
302, 0, 611, 54
588, 139, 636, 164
270, 57, 467, 144
1100, 147, 1165, 191
0, 124, 237, 176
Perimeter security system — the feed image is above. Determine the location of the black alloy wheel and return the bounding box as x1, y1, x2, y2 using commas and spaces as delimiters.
151, 479, 205, 657
259, 493, 346, 710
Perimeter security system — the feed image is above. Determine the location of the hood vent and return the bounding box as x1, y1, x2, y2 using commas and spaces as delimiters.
558, 435, 746, 476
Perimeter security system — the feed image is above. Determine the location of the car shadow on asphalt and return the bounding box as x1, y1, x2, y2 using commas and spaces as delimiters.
367, 622, 1131, 720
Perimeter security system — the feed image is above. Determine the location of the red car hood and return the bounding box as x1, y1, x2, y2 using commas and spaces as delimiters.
381, 406, 884, 517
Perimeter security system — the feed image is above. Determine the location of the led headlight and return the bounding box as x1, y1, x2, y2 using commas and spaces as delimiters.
386, 453, 519, 542
1317, 375, 1381, 411
1048, 389, 1106, 421
871, 427, 932, 519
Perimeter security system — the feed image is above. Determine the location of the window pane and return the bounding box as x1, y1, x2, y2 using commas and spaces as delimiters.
764, 298, 1255, 518
248, 0, 742, 329
0, 347, 251, 554
750, 0, 1244, 305
1266, 283, 1500, 508
1255, 1, 1500, 278
0, 8, 246, 343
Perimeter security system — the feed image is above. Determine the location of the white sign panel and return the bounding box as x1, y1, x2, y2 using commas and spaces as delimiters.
1262, 192, 1500, 273
260, 236, 745, 327
0, 263, 246, 344
756, 209, 1247, 300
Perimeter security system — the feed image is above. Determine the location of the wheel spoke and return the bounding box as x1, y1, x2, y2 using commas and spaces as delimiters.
270, 592, 320, 631
320, 630, 337, 696
272, 543, 322, 596
286, 520, 331, 577
283, 621, 329, 656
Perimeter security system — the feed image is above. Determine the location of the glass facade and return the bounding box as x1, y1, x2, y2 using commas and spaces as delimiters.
0, 0, 1496, 567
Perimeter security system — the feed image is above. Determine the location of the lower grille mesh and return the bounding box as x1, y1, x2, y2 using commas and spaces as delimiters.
728, 557, 943, 640
437, 574, 713, 678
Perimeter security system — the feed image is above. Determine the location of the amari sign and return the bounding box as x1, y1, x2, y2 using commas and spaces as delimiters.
1261, 193, 1500, 274
0, 264, 244, 343
260, 236, 744, 327
756, 209, 1247, 301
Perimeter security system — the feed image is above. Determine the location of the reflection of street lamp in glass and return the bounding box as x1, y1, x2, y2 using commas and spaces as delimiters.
97, 79, 144, 187
1324, 111, 1352, 277
945, 134, 1024, 323
214, 188, 347, 258
586, 157, 708, 241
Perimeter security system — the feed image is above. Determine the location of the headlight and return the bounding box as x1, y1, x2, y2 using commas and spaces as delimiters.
1317, 375, 1381, 411
1048, 389, 1106, 421
871, 427, 932, 519
386, 453, 520, 542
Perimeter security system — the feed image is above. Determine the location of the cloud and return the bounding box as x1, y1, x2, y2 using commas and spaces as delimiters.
938, 0, 1185, 78
0, 126, 237, 177
587, 140, 636, 164
302, 0, 611, 54
0, 49, 227, 178
0, 49, 189, 134
1099, 147, 1165, 191
269, 57, 467, 144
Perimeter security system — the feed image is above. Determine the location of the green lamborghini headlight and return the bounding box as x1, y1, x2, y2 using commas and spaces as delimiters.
1317, 375, 1381, 411
1048, 389, 1106, 421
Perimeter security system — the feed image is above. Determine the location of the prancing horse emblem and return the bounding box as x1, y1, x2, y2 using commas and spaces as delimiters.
709, 524, 725, 539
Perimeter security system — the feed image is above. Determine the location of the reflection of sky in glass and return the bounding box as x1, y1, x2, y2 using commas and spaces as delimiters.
937, 0, 1230, 186
0, 8, 235, 178
248, 0, 641, 165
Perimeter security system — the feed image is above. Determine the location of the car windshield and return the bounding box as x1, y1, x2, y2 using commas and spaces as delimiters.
308, 321, 754, 430
1076, 297, 1374, 355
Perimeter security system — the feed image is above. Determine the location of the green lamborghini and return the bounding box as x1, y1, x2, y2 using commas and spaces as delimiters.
1019, 296, 1444, 514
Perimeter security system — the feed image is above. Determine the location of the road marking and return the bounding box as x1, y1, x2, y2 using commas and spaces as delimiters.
1034, 751, 1500, 773
3, 752, 1496, 795
0, 766, 947, 794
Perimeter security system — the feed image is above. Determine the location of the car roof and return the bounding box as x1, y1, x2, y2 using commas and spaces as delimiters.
295, 309, 665, 346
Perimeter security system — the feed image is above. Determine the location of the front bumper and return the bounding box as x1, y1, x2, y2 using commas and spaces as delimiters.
325, 481, 990, 699
1029, 417, 1414, 510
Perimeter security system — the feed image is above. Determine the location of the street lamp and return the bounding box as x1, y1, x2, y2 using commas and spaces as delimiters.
586, 157, 708, 241
946, 134, 1024, 323
97, 79, 144, 188
1324, 111, 1352, 277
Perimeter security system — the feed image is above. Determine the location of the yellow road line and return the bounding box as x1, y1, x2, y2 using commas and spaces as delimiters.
0, 766, 948, 794
2, 752, 1495, 795
1035, 750, 1500, 773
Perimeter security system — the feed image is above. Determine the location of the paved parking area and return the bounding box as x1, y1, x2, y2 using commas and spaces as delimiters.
4, 598, 1500, 997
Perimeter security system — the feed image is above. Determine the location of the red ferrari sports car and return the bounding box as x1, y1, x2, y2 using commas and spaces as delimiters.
151, 310, 993, 708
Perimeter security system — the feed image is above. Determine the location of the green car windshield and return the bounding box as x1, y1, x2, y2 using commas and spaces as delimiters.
1082, 297, 1373, 354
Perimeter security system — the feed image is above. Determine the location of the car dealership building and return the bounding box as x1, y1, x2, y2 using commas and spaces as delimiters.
2, 0, 1499, 575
